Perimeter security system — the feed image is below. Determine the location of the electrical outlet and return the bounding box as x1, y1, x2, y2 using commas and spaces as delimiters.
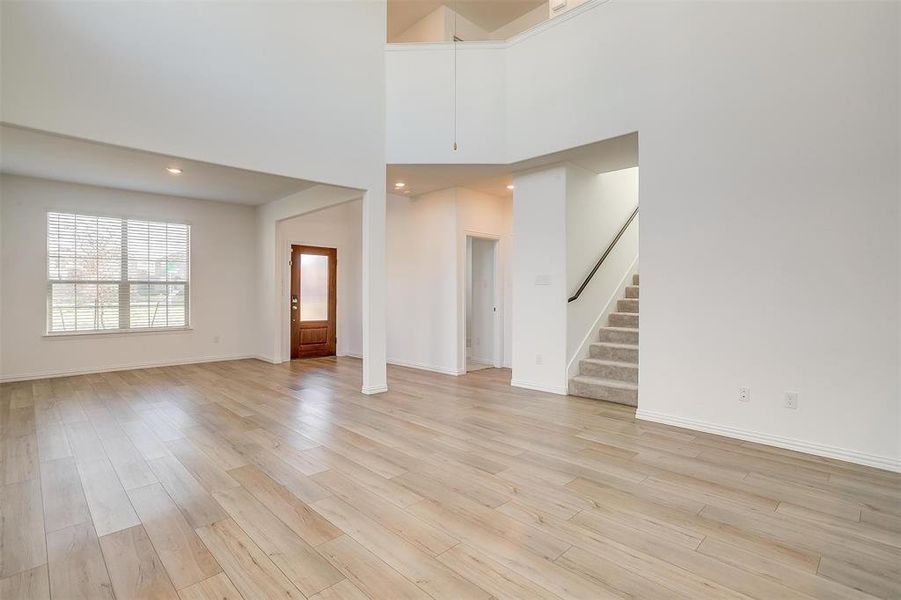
784, 391, 799, 410
739, 386, 750, 402
536, 354, 543, 365
213, 335, 220, 344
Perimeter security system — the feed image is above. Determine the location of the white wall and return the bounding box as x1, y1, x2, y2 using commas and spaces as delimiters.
386, 190, 459, 373
385, 187, 512, 374
566, 166, 639, 369
511, 167, 568, 393
386, 44, 506, 164
0, 175, 256, 381
277, 201, 363, 360
387, 2, 900, 468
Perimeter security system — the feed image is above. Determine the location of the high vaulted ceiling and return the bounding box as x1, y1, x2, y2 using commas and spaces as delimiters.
388, 0, 545, 39
0, 125, 318, 205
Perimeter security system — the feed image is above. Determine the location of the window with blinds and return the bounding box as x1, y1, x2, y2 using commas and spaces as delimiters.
47, 212, 190, 334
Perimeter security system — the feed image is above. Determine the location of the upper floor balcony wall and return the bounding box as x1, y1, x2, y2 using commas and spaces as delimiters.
386, 0, 606, 166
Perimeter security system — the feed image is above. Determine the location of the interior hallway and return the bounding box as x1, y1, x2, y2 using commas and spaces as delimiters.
1, 357, 898, 599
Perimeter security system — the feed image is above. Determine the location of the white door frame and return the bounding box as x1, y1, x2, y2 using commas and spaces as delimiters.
460, 232, 502, 372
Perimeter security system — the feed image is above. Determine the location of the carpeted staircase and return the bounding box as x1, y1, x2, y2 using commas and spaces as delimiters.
569, 273, 639, 405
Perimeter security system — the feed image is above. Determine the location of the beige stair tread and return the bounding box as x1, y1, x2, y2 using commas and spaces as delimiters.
590, 342, 638, 349
571, 375, 638, 390
599, 326, 639, 333
580, 358, 638, 369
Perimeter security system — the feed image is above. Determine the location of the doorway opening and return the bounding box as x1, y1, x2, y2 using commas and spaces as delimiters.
465, 236, 500, 372
290, 244, 337, 359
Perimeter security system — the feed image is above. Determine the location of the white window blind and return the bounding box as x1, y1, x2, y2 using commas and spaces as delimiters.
47, 212, 190, 334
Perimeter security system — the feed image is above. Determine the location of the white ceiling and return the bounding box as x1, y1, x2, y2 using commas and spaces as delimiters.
388, 0, 545, 39
388, 164, 514, 198
0, 125, 318, 205
387, 132, 638, 198
453, 0, 546, 31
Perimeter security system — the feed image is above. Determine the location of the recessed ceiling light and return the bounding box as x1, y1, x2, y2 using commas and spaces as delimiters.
166, 167, 183, 175
506, 184, 515, 190
394, 182, 405, 188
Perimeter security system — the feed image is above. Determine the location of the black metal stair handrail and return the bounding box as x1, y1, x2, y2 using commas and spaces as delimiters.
568, 206, 639, 303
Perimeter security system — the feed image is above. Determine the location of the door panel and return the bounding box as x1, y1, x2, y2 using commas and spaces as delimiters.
290, 245, 337, 359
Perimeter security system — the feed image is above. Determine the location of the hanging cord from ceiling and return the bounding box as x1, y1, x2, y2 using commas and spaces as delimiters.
453, 0, 458, 151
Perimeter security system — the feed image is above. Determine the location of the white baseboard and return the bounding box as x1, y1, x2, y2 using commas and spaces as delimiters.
0, 353, 256, 383
511, 378, 568, 396
361, 384, 389, 395
387, 357, 465, 376
338, 353, 464, 377
636, 408, 901, 474
253, 354, 282, 364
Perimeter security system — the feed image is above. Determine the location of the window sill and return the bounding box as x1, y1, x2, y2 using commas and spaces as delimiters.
44, 327, 193, 339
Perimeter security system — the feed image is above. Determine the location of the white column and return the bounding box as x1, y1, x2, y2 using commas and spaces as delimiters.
361, 186, 388, 394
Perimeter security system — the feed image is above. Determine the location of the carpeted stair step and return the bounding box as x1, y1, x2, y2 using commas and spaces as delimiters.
569, 376, 638, 406
578, 358, 638, 383
608, 312, 638, 328
598, 326, 638, 345
617, 298, 639, 313
570, 272, 640, 404
589, 342, 638, 363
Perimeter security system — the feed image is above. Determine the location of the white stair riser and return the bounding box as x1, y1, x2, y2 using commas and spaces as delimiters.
589, 344, 638, 363
579, 360, 638, 383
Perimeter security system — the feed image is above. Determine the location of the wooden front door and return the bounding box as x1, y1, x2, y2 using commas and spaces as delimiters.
290, 245, 337, 359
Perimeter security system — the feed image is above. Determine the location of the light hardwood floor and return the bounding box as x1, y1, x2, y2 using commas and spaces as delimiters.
1, 357, 899, 599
